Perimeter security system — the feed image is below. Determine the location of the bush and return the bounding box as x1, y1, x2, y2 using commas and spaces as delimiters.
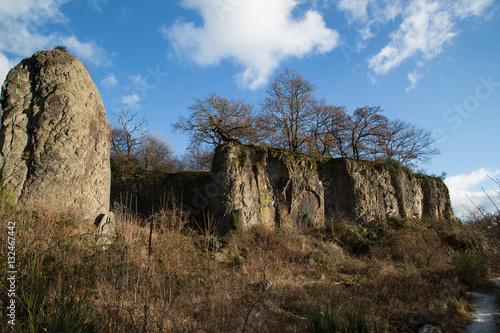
54, 45, 68, 53
452, 251, 489, 288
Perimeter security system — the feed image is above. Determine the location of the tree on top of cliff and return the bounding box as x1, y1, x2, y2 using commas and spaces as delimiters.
262, 68, 317, 153
175, 69, 439, 169
172, 93, 266, 149
348, 106, 390, 160
379, 119, 439, 167
306, 103, 439, 167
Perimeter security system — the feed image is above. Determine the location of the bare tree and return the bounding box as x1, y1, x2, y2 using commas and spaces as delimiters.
135, 132, 180, 172
173, 93, 262, 149
180, 146, 214, 171
346, 106, 389, 160
111, 106, 149, 156
262, 68, 317, 152
307, 102, 351, 158
380, 119, 439, 167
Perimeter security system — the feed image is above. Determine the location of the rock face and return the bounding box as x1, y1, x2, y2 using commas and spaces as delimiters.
319, 158, 455, 222
117, 143, 454, 233
0, 50, 111, 221
208, 144, 324, 231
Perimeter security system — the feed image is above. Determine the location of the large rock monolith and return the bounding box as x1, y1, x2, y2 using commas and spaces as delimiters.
0, 50, 111, 222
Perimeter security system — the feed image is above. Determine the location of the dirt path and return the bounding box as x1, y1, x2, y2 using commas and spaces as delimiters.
466, 279, 500, 333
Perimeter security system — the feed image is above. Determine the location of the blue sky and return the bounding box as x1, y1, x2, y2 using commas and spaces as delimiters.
0, 0, 499, 216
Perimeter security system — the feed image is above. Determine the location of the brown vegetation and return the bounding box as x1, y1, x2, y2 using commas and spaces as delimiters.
0, 192, 492, 333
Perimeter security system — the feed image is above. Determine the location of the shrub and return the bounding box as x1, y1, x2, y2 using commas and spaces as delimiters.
332, 220, 378, 255
452, 251, 489, 288
54, 45, 68, 53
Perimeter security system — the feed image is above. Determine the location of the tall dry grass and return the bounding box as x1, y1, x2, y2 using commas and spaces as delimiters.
0, 192, 490, 332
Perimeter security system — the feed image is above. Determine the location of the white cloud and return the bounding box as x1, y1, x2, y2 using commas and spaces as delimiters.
337, 0, 372, 22
335, 0, 495, 81
61, 35, 110, 67
87, 0, 108, 12
129, 74, 146, 86
337, 0, 403, 26
369, 0, 494, 76
369, 0, 457, 76
101, 73, 118, 88
164, 0, 339, 89
453, 0, 494, 18
121, 94, 141, 107
406, 69, 423, 91
445, 168, 500, 216
0, 0, 109, 79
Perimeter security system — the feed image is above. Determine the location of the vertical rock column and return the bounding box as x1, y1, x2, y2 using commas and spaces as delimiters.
0, 50, 111, 222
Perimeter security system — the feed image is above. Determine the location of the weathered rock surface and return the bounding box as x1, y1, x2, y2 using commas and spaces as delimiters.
0, 50, 111, 221
114, 143, 454, 233
208, 144, 324, 231
319, 158, 455, 222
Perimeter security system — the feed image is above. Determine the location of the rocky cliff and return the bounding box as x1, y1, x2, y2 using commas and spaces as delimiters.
116, 143, 454, 232
0, 50, 111, 221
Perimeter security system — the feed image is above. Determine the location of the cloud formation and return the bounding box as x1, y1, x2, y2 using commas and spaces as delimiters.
445, 168, 500, 216
101, 73, 118, 88
0, 0, 109, 83
121, 94, 141, 108
163, 0, 339, 89
406, 69, 423, 92
336, 0, 495, 89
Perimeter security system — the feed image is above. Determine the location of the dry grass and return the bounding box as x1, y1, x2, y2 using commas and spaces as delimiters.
0, 195, 490, 332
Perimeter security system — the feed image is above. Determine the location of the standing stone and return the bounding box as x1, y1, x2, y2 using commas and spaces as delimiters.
0, 50, 111, 222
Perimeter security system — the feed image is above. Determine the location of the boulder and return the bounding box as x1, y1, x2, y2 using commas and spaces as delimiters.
0, 50, 111, 222
95, 212, 117, 247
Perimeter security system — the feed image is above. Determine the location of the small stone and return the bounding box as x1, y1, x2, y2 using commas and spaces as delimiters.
95, 212, 117, 247
262, 280, 273, 291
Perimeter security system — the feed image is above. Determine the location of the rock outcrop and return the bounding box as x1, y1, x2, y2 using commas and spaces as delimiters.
207, 144, 325, 231
319, 158, 455, 222
0, 50, 111, 221
114, 143, 454, 233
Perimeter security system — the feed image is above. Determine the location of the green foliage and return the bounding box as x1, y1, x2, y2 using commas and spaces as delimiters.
332, 220, 382, 255
54, 45, 68, 53
306, 304, 380, 333
232, 211, 243, 233
303, 212, 315, 228
376, 156, 412, 173
0, 173, 16, 206
21, 151, 31, 161
386, 215, 410, 229
16, 253, 96, 333
452, 251, 489, 288
18, 255, 47, 333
